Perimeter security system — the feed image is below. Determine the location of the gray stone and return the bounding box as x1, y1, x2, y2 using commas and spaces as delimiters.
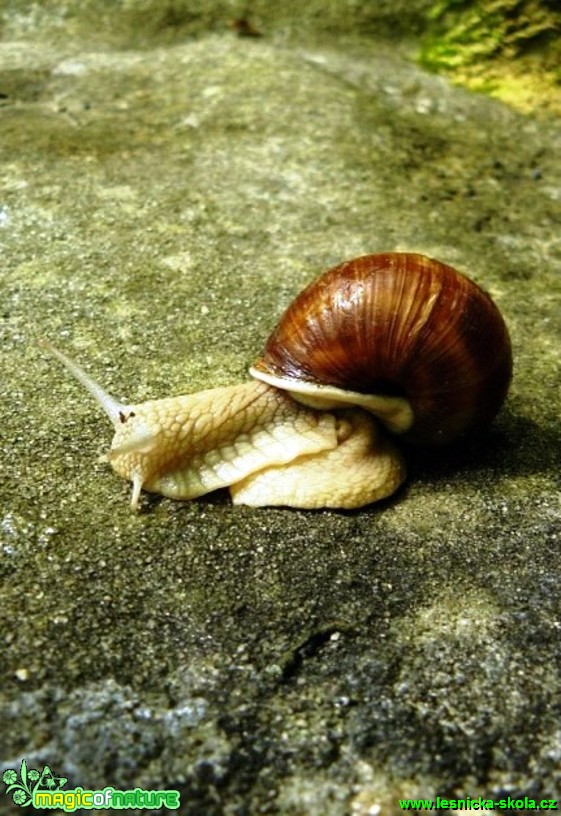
1, 2, 560, 814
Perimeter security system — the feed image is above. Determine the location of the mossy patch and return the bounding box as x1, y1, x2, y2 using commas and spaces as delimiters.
420, 0, 561, 115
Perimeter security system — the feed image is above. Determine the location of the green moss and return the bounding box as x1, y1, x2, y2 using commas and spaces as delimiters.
420, 0, 561, 114
423, 0, 560, 66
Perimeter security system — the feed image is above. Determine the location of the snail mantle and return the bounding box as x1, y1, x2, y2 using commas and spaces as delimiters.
42, 252, 512, 510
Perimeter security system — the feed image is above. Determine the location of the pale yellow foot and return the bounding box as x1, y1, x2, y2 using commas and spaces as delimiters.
229, 409, 406, 509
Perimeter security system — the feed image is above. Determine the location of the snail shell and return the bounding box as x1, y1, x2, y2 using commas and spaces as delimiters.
250, 253, 512, 445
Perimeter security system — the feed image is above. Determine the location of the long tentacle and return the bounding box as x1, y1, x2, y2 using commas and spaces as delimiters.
39, 339, 130, 428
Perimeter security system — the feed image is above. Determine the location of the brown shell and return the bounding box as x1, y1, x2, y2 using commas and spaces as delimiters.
252, 253, 512, 445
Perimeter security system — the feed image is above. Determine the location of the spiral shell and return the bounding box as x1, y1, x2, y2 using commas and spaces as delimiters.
250, 253, 512, 445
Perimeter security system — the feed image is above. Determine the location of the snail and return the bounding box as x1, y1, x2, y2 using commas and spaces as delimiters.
41, 252, 512, 510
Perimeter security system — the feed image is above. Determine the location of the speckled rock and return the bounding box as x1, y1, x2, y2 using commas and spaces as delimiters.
1, 2, 560, 815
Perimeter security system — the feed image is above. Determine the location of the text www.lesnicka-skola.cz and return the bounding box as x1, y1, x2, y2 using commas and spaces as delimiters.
398, 796, 558, 811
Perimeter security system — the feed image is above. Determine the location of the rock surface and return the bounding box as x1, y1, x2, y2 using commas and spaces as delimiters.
1, 2, 560, 814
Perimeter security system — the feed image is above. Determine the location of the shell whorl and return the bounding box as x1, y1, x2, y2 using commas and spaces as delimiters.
251, 253, 512, 445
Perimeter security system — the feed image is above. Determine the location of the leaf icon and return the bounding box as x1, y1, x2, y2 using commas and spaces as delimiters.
13, 760, 34, 798
38, 766, 54, 789
30, 765, 68, 793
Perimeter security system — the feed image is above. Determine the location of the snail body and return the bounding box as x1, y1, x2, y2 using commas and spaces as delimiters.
42, 252, 511, 510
